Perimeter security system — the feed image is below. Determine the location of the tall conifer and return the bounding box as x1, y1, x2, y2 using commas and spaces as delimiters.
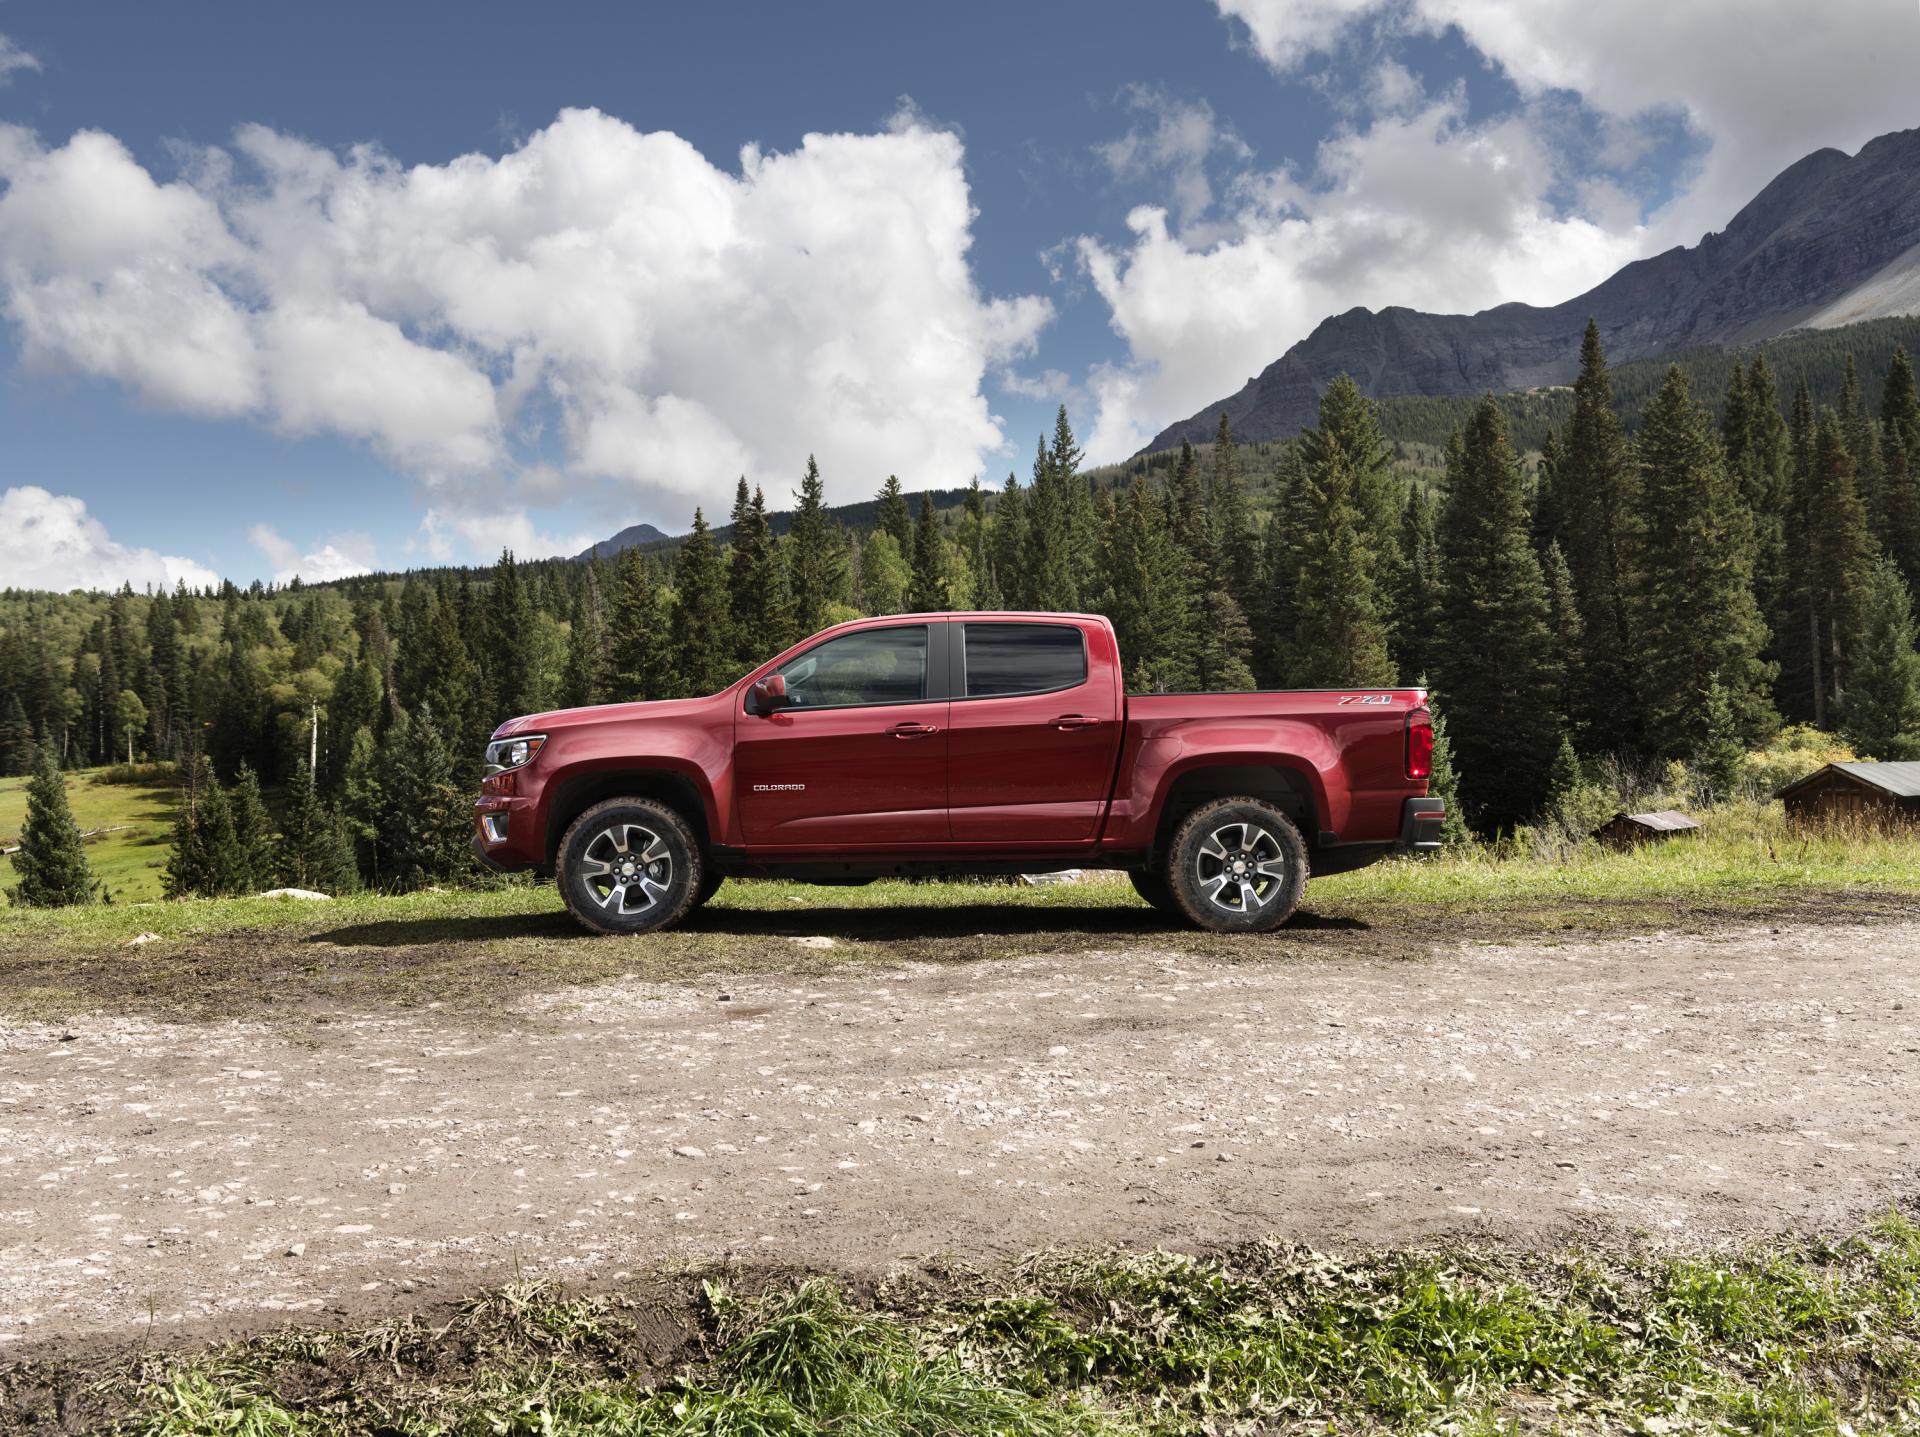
7, 744, 99, 907
1557, 319, 1639, 753
1434, 399, 1563, 831
1632, 367, 1778, 756
1841, 556, 1920, 761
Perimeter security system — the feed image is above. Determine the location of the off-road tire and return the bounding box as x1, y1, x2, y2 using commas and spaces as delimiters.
557, 797, 704, 936
1128, 869, 1182, 918
1165, 796, 1309, 934
692, 872, 725, 909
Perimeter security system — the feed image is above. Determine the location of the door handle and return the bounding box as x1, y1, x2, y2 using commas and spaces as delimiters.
890, 722, 940, 738
1053, 714, 1102, 730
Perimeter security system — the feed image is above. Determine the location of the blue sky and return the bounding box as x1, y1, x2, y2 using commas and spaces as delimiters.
0, 0, 1912, 588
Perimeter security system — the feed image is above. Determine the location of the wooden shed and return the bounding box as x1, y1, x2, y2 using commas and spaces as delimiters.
1592, 810, 1703, 849
1776, 761, 1920, 826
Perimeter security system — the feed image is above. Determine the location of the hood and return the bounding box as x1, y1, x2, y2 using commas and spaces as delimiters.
491, 691, 728, 740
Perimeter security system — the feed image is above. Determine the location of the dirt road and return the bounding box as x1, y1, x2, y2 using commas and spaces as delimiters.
3, 918, 1915, 1352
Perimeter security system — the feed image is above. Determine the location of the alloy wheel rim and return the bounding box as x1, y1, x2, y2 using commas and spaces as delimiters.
579, 823, 673, 915
1194, 821, 1286, 913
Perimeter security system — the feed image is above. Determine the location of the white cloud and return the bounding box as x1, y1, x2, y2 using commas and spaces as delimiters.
1095, 86, 1250, 231
247, 524, 376, 585
0, 33, 38, 85
417, 508, 598, 565
0, 108, 1051, 557
1212, 0, 1388, 71
1215, 0, 1920, 246
0, 486, 220, 592
1077, 94, 1644, 458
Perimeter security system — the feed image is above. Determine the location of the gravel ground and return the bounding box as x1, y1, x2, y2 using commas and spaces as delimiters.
2, 918, 1915, 1354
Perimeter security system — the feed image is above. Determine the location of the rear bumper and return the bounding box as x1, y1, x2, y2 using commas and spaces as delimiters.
1400, 797, 1448, 852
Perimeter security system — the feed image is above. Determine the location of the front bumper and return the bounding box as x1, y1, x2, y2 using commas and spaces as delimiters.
473, 793, 542, 872
1400, 797, 1448, 852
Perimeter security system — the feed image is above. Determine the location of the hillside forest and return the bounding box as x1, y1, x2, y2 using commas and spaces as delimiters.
6, 317, 1920, 896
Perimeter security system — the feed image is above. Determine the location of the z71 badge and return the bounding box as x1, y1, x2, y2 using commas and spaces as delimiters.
1337, 694, 1394, 706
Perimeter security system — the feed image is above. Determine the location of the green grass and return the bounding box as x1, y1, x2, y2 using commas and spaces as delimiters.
1, 801, 1916, 1024
15, 1214, 1920, 1435
1313, 800, 1920, 910
0, 763, 180, 903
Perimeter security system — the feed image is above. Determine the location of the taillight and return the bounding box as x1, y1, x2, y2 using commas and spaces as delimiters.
1405, 707, 1434, 780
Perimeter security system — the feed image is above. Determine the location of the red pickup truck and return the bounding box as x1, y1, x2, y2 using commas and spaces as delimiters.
474, 611, 1442, 935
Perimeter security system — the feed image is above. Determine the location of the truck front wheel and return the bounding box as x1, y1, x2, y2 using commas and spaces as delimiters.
1165, 797, 1309, 934
557, 797, 704, 936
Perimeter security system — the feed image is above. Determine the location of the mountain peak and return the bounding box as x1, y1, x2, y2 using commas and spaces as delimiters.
1140, 127, 1920, 454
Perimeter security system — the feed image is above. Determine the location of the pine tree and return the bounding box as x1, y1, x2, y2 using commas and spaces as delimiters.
378, 707, 469, 891
1632, 366, 1778, 757
487, 549, 537, 719
278, 760, 360, 893
1791, 410, 1877, 726
906, 492, 950, 612
229, 763, 275, 894
1096, 479, 1196, 692
1209, 413, 1261, 610
561, 565, 610, 709
671, 508, 735, 695
163, 754, 216, 898
1191, 590, 1257, 691
1025, 426, 1077, 609
1423, 697, 1471, 846
1051, 405, 1098, 606
1434, 398, 1565, 831
1556, 319, 1640, 754
1841, 556, 1920, 761
875, 475, 912, 555
607, 549, 673, 701
340, 725, 384, 884
7, 744, 99, 907
728, 481, 792, 663
991, 473, 1029, 607
1290, 433, 1395, 688
1541, 542, 1585, 737
1300, 375, 1405, 622
1880, 349, 1920, 593
1694, 682, 1750, 802
1391, 485, 1443, 685
788, 456, 847, 634
0, 694, 32, 777
192, 766, 245, 896
1841, 352, 1886, 525
1165, 440, 1210, 573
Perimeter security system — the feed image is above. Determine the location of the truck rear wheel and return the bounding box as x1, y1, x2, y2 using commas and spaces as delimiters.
1165, 797, 1308, 934
557, 797, 703, 936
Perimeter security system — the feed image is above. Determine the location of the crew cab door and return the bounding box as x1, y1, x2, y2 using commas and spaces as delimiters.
735, 621, 952, 847
946, 620, 1123, 842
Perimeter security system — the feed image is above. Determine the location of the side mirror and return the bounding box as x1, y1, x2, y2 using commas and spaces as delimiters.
749, 673, 788, 715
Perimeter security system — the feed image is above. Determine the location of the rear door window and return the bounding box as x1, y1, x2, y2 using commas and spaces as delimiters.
961, 623, 1086, 698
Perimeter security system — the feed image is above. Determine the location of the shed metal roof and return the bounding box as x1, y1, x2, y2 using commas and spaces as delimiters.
1603, 810, 1701, 832
1777, 761, 1920, 799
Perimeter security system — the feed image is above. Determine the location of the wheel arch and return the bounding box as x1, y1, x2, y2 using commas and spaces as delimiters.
544, 766, 713, 867
1148, 760, 1320, 868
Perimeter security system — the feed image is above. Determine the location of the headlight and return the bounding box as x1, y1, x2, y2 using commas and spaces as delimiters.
485, 733, 547, 773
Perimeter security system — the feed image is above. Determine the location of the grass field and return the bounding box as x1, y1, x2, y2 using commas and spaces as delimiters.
0, 763, 179, 903
10, 1213, 1919, 1434
1, 799, 1916, 1025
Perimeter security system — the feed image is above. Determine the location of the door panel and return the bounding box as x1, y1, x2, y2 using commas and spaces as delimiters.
734, 622, 951, 848
736, 702, 951, 846
947, 622, 1123, 843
